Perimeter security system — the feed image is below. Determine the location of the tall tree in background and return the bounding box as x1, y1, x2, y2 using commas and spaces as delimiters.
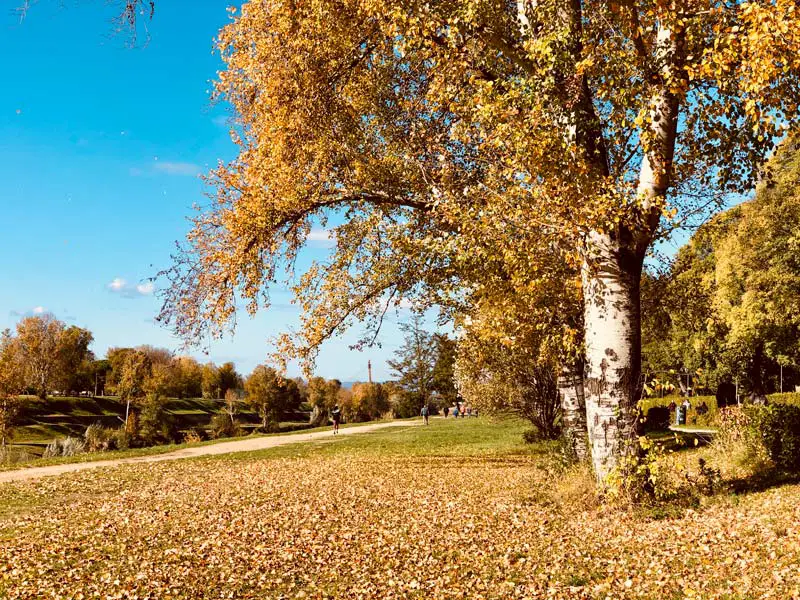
56, 326, 95, 395
344, 382, 390, 422
306, 377, 328, 426
431, 334, 458, 408
217, 362, 241, 398
136, 345, 173, 368
307, 376, 341, 426
244, 365, 301, 431
641, 209, 742, 389
14, 314, 65, 399
713, 136, 800, 400
117, 350, 152, 428
641, 135, 800, 399
0, 330, 22, 447
106, 347, 134, 395
387, 316, 437, 412
159, 0, 800, 481
173, 356, 204, 399
89, 359, 112, 397
201, 363, 222, 399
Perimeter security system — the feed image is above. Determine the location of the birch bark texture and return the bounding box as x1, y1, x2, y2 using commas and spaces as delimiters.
557, 364, 588, 462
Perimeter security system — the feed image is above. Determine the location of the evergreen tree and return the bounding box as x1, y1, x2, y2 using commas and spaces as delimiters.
387, 316, 437, 412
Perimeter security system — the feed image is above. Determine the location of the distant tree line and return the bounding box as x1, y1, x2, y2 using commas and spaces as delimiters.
0, 312, 463, 451
642, 136, 800, 402
0, 315, 246, 402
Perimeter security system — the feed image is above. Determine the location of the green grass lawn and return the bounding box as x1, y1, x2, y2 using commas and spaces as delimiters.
3, 417, 800, 599
213, 416, 534, 462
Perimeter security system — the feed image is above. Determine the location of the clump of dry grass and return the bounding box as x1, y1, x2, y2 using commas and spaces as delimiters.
0, 447, 35, 466
707, 407, 771, 479
551, 462, 600, 510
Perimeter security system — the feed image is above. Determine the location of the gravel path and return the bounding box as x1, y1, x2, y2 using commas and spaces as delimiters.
0, 420, 418, 484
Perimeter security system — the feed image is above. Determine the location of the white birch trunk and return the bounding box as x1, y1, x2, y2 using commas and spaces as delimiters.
582, 151, 659, 483
582, 234, 644, 482
558, 364, 588, 462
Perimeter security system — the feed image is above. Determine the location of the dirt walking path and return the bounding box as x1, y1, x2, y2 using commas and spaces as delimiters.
0, 421, 418, 484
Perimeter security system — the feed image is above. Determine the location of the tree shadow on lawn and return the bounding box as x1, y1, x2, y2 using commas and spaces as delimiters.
647, 430, 712, 451
724, 470, 800, 495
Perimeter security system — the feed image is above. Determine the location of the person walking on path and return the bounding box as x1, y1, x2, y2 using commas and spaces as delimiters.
421, 404, 429, 425
330, 404, 342, 434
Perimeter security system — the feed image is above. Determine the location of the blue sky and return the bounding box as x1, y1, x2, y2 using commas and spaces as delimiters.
0, 1, 414, 380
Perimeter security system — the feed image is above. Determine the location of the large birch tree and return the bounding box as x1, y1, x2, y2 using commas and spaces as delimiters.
159, 0, 800, 482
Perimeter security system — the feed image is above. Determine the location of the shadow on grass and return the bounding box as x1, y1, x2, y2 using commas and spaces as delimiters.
647, 430, 714, 452
724, 470, 800, 495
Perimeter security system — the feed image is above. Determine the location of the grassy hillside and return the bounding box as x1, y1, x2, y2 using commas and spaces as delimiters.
12, 395, 311, 455
3, 418, 800, 599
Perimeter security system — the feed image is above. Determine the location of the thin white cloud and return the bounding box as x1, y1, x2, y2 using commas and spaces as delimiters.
136, 282, 155, 296
130, 161, 203, 178
108, 277, 155, 299
307, 228, 335, 246
9, 306, 49, 318
212, 115, 229, 128
153, 161, 202, 177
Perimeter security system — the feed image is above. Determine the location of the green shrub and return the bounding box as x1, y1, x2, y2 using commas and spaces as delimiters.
138, 394, 177, 446
745, 404, 800, 473
522, 429, 542, 444
390, 391, 423, 419
643, 406, 670, 431
641, 395, 722, 427
766, 392, 800, 407
209, 413, 243, 439
84, 423, 116, 452
113, 428, 132, 451
183, 428, 205, 444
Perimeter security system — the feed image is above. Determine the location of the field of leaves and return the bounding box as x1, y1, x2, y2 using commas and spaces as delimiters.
2, 419, 800, 599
